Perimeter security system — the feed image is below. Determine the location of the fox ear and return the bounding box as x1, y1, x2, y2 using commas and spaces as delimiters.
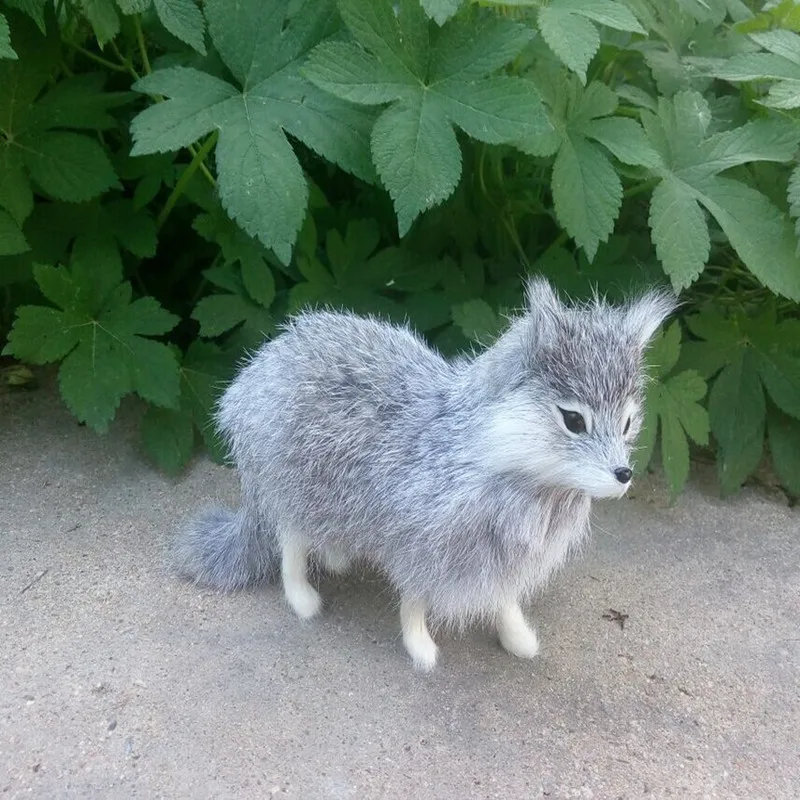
625, 288, 679, 349
524, 277, 562, 345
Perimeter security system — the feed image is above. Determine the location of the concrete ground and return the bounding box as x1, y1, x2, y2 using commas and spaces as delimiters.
1, 380, 798, 800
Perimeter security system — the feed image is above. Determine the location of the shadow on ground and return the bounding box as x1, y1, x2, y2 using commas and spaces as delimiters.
2, 382, 798, 798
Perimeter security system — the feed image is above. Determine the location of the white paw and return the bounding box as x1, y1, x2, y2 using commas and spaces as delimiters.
499, 623, 540, 660
285, 582, 322, 620
404, 629, 438, 672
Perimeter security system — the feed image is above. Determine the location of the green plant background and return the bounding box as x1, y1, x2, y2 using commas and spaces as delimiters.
1, 0, 799, 501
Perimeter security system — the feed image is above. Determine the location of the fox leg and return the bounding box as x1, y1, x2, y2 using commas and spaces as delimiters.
497, 601, 540, 659
400, 595, 438, 671
280, 529, 322, 619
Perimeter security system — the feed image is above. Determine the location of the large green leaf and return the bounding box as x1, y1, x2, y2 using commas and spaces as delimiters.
768, 410, 800, 496
21, 131, 119, 202
420, 0, 463, 25
3, 262, 180, 432
648, 176, 709, 291
304, 0, 549, 235
537, 0, 644, 82
518, 74, 643, 260
131, 0, 376, 264
0, 209, 28, 254
153, 0, 206, 54
788, 163, 800, 255
708, 348, 765, 495
641, 90, 800, 297
637, 323, 709, 497
552, 135, 621, 261
0, 13, 16, 59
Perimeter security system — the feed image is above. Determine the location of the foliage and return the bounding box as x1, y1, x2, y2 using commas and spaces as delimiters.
1, 0, 800, 500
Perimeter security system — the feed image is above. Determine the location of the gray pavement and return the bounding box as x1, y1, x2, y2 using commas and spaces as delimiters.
1, 378, 799, 799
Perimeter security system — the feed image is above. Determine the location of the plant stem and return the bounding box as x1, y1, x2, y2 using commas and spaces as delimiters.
623, 178, 659, 199
65, 42, 129, 73
133, 15, 152, 75
157, 131, 219, 229
110, 38, 140, 81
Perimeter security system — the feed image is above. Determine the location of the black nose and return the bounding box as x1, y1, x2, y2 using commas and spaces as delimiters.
614, 467, 632, 484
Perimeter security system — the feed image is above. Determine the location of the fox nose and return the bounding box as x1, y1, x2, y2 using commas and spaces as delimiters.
614, 467, 632, 484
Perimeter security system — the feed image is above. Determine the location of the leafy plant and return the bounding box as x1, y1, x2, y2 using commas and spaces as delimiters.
635, 321, 709, 499
1, 0, 800, 501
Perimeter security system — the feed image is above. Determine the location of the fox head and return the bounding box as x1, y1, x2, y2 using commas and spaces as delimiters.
482, 277, 678, 499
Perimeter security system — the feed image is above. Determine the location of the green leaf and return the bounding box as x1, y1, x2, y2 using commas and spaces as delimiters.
141, 406, 196, 475
3, 1, 48, 32
0, 144, 33, 224
0, 11, 60, 136
304, 0, 549, 234
80, 0, 120, 47
179, 341, 227, 421
26, 73, 133, 132
0, 13, 17, 59
552, 135, 621, 260
695, 175, 800, 302
648, 176, 710, 292
634, 388, 658, 475
34, 263, 78, 308
21, 131, 118, 202
708, 349, 765, 494
646, 320, 682, 379
641, 90, 800, 295
58, 334, 131, 430
437, 77, 549, 144
537, 0, 643, 80
656, 369, 710, 497
640, 324, 709, 496
404, 290, 451, 331
0, 209, 28, 254
131, 68, 237, 153
707, 52, 800, 82
116, 0, 151, 12
563, 0, 646, 32
537, 5, 599, 83
768, 409, 800, 496
371, 94, 461, 237
664, 370, 709, 444
153, 0, 206, 54
132, 0, 377, 263
789, 163, 800, 255
192, 294, 252, 337
582, 117, 662, 168
761, 79, 800, 110
2, 304, 82, 362
140, 341, 232, 474
452, 298, 502, 343
688, 119, 800, 180
265, 70, 377, 183
658, 390, 691, 498
748, 317, 800, 420
240, 258, 276, 308
4, 263, 180, 432
429, 13, 535, 83
299, 40, 414, 104
214, 101, 307, 265
420, 0, 463, 25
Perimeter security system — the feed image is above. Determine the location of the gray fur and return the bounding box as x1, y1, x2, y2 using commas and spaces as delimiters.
175, 277, 676, 632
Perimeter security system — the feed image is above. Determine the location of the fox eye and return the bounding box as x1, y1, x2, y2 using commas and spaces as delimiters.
623, 417, 631, 435
559, 408, 587, 434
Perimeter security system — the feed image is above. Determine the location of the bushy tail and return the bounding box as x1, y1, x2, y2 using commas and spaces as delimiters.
173, 506, 278, 592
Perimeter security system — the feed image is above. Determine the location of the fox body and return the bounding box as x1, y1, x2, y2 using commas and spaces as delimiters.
176, 278, 675, 670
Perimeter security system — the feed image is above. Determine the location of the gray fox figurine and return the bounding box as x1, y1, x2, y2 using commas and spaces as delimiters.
176, 278, 676, 670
